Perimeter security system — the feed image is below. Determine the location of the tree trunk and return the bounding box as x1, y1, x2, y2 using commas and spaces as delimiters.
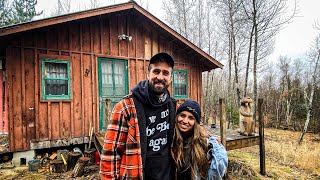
252, 0, 258, 124
244, 24, 254, 97
298, 87, 314, 144
298, 49, 320, 144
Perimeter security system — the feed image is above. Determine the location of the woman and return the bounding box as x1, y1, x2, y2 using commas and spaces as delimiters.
173, 100, 228, 180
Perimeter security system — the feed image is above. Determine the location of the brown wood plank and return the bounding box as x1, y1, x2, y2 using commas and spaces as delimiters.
70, 22, 80, 52
6, 48, 14, 151
47, 26, 58, 50
72, 54, 82, 137
92, 18, 101, 54
38, 103, 48, 140
110, 15, 119, 56
118, 14, 127, 57
51, 102, 59, 139
101, 15, 110, 55
34, 48, 39, 141
136, 23, 143, 58
80, 24, 85, 137
35, 28, 46, 49
21, 46, 27, 150
205, 125, 260, 150
62, 103, 71, 138
137, 59, 145, 82
82, 20, 91, 53
129, 59, 136, 90
128, 15, 136, 58
58, 24, 69, 50
11, 47, 23, 151
226, 137, 260, 151
70, 101, 74, 138
90, 34, 96, 133
59, 102, 62, 138
24, 49, 36, 146
144, 27, 151, 60
24, 30, 35, 47
159, 36, 165, 52
152, 31, 158, 56
83, 54, 93, 137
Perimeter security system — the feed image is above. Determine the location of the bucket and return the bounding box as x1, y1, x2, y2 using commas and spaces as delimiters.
95, 151, 100, 165
28, 159, 40, 172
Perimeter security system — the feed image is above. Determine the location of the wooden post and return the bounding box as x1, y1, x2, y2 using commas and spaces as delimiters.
258, 98, 266, 175
219, 99, 227, 148
84, 148, 96, 165
67, 152, 82, 171
73, 157, 90, 177
51, 159, 65, 173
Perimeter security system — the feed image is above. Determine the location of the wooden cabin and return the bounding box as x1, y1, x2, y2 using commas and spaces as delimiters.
0, 2, 223, 153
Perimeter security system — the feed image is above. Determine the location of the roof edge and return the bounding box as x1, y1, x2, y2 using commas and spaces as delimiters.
0, 2, 135, 37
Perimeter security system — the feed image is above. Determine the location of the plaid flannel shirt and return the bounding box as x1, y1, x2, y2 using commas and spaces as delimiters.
100, 97, 143, 180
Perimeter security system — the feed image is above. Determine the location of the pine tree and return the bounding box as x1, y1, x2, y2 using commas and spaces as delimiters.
11, 0, 42, 24
0, 0, 13, 27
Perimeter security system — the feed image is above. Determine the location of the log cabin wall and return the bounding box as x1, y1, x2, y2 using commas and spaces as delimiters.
5, 10, 203, 152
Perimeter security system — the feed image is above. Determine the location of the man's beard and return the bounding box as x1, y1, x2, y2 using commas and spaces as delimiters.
148, 79, 169, 95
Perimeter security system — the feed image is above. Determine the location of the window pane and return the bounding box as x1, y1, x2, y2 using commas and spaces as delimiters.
114, 62, 125, 96
45, 80, 68, 95
101, 61, 113, 96
174, 71, 187, 96
45, 62, 67, 79
44, 62, 69, 97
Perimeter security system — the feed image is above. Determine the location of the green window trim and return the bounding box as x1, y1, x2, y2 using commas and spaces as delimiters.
41, 59, 72, 100
173, 70, 188, 98
98, 57, 129, 131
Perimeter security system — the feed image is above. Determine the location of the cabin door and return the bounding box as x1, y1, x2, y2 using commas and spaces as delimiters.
98, 58, 128, 131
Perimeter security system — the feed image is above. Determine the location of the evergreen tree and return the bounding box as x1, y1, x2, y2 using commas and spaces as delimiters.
0, 0, 13, 27
11, 0, 42, 24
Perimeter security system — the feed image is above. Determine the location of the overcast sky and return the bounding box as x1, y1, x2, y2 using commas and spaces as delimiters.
36, 0, 320, 62
270, 0, 320, 61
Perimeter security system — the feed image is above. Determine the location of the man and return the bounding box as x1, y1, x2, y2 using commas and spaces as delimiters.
100, 52, 177, 180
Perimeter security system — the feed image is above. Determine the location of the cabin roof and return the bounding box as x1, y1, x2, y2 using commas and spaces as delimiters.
0, 1, 223, 69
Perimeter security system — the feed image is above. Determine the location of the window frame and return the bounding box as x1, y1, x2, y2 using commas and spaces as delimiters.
41, 58, 72, 100
173, 69, 188, 98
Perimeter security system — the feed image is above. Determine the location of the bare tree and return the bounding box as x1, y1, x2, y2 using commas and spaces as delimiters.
52, 0, 72, 16
90, 0, 100, 9
241, 0, 296, 123
163, 0, 196, 39
278, 56, 293, 128
298, 28, 320, 144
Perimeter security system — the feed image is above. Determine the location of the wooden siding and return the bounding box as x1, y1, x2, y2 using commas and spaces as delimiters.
4, 11, 203, 152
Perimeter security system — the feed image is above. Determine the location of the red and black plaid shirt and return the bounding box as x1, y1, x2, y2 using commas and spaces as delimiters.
100, 97, 143, 180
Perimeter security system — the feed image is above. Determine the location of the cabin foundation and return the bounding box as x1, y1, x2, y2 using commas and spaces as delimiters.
12, 150, 35, 166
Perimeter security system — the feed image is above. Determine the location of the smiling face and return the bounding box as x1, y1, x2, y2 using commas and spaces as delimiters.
147, 61, 172, 95
176, 111, 196, 134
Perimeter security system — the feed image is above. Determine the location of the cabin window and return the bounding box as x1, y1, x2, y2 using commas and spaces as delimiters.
173, 70, 188, 98
41, 59, 71, 100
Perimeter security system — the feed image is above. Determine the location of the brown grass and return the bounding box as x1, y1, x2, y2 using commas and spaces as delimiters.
227, 128, 320, 180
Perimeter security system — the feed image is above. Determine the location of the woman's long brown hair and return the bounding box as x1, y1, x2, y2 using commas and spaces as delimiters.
173, 114, 209, 179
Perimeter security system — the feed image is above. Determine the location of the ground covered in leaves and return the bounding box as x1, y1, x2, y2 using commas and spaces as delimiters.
226, 128, 320, 180
0, 128, 319, 179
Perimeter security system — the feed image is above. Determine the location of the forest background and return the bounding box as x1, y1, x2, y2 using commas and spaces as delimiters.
1, 0, 320, 143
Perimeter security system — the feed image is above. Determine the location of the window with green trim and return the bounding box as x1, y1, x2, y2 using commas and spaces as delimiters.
41, 59, 71, 100
173, 70, 188, 98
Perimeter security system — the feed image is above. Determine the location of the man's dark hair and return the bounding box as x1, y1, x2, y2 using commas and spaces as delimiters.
148, 52, 174, 72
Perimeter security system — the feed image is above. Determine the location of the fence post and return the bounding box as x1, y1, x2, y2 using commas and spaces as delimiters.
258, 98, 266, 175
219, 98, 227, 148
